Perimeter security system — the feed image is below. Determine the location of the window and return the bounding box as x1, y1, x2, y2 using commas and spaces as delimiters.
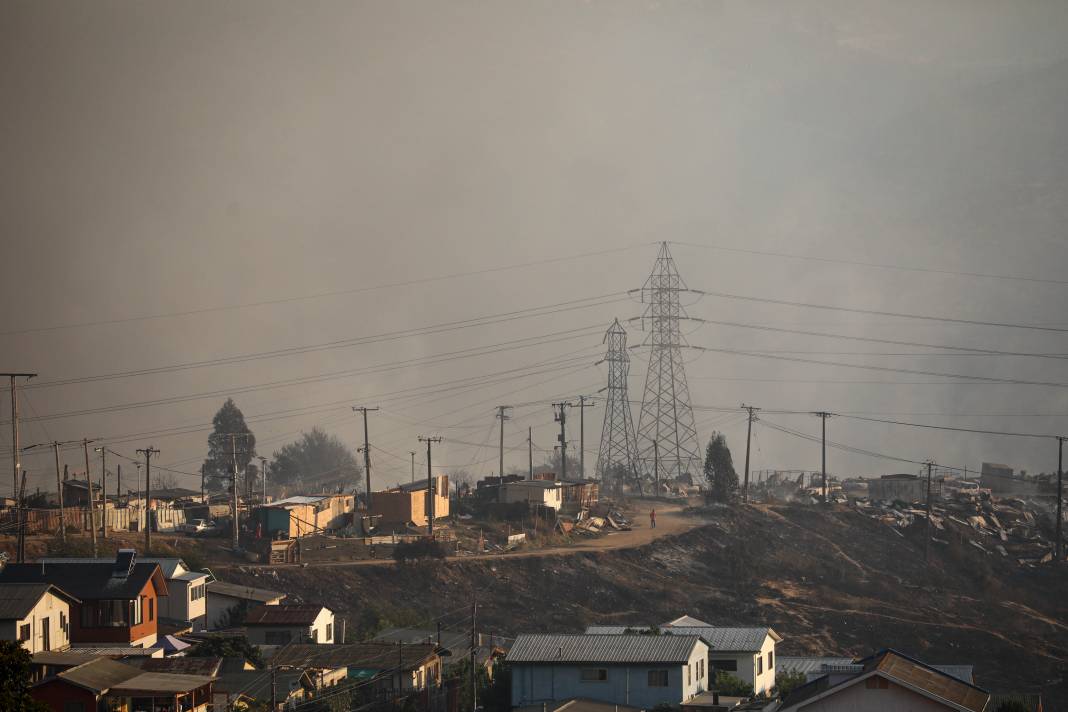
18, 623, 31, 642
757, 656, 763, 675
865, 677, 889, 690
687, 665, 691, 686
311, 628, 319, 643
712, 659, 737, 672
148, 598, 154, 621
580, 669, 608, 682
132, 598, 143, 625
63, 703, 85, 712
767, 651, 774, 670
82, 601, 133, 628
647, 670, 669, 687
60, 611, 68, 636
326, 623, 333, 642
190, 584, 206, 601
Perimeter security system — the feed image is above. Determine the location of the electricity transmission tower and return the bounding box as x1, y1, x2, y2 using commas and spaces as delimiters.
595, 319, 640, 494
634, 242, 702, 482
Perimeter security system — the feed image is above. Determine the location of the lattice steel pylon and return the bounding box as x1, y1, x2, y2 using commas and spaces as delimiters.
595, 319, 640, 494
635, 242, 702, 483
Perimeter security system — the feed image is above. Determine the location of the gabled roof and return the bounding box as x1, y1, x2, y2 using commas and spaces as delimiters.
584, 622, 780, 653
129, 656, 222, 677
215, 669, 311, 701
508, 634, 704, 664
0, 583, 80, 619
38, 556, 205, 581
664, 615, 711, 627
267, 642, 438, 671
777, 657, 855, 675
109, 672, 215, 694
35, 657, 143, 694
780, 649, 988, 712
206, 580, 285, 603
244, 604, 330, 626
0, 561, 167, 600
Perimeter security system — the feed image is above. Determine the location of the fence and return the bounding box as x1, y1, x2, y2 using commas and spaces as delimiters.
0, 506, 187, 536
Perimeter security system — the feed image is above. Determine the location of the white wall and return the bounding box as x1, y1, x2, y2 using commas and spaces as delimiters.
711, 635, 776, 695
311, 608, 335, 643
0, 591, 70, 653
787, 676, 954, 712
246, 608, 334, 645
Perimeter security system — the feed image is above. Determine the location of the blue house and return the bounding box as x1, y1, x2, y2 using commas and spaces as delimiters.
508, 634, 710, 710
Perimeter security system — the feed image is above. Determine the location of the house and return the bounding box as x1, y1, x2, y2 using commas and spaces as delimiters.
215, 668, 314, 708
867, 474, 942, 503
373, 627, 507, 677
0, 583, 79, 653
587, 615, 781, 696
778, 649, 989, 712
508, 634, 710, 710
0, 550, 168, 647
371, 475, 450, 527
253, 493, 356, 538
61, 478, 100, 507
30, 648, 163, 683
205, 580, 285, 629
268, 642, 442, 693
243, 603, 335, 645
40, 556, 209, 631
30, 656, 215, 712
500, 480, 564, 510
531, 474, 599, 511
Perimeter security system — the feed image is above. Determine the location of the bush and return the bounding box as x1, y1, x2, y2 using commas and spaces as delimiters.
713, 670, 753, 697
393, 538, 448, 562
774, 670, 808, 698
995, 702, 1032, 712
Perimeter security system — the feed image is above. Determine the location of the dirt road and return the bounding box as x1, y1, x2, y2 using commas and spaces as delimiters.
226, 500, 706, 570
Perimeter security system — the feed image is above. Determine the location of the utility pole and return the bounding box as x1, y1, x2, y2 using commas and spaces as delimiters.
528, 427, 533, 481
200, 464, 205, 503
82, 438, 98, 557
94, 447, 108, 539
553, 402, 572, 480
741, 405, 760, 503
116, 464, 121, 506
409, 451, 416, 485
419, 437, 443, 538
258, 457, 267, 505
924, 460, 934, 563
470, 600, 478, 712
1057, 436, 1065, 563
653, 440, 659, 497
17, 470, 27, 563
54, 442, 66, 541
812, 412, 833, 503
137, 447, 159, 553
5, 374, 36, 502
575, 396, 595, 479
352, 407, 379, 509
496, 406, 511, 501
230, 434, 239, 550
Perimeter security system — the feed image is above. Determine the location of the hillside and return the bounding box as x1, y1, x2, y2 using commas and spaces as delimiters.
216, 503, 1068, 709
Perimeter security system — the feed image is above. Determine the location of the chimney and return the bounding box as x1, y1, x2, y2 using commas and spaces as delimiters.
113, 548, 136, 578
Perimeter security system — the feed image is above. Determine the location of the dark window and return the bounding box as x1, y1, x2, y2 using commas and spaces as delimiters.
757, 656, 763, 675
63, 703, 85, 712
148, 598, 154, 621
712, 659, 737, 672
18, 623, 30, 642
81, 600, 132, 628
311, 628, 319, 643
687, 665, 691, 686
647, 670, 669, 687
265, 631, 292, 645
580, 669, 608, 682
326, 623, 333, 642
768, 651, 774, 670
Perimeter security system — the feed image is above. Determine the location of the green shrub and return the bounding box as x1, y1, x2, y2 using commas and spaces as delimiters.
775, 670, 808, 698
393, 538, 448, 562
713, 670, 753, 697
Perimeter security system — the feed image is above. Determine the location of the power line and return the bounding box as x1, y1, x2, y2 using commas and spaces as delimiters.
837, 413, 1062, 440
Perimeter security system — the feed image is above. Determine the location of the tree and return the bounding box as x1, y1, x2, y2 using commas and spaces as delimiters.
0, 641, 49, 711
994, 702, 1032, 712
540, 449, 581, 479
775, 669, 808, 698
270, 428, 361, 491
202, 399, 257, 492
713, 669, 753, 697
187, 634, 264, 667
703, 431, 738, 503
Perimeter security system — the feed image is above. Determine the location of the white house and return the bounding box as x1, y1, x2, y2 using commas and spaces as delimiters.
778, 649, 989, 712
205, 580, 285, 629
587, 615, 782, 695
0, 583, 79, 653
41, 556, 209, 630
243, 604, 335, 645
508, 634, 710, 710
500, 481, 564, 510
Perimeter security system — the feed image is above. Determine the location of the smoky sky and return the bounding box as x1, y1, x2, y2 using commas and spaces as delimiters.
2, 0, 1068, 495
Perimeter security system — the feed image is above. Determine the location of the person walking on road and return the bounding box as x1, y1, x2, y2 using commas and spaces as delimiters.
649, 508, 656, 529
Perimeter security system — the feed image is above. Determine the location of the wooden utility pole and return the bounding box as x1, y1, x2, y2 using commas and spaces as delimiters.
200, 464, 205, 503
1057, 437, 1065, 563
137, 447, 159, 553
94, 447, 108, 539
231, 434, 239, 550
116, 464, 121, 506
553, 402, 571, 480
16, 470, 27, 563
528, 427, 533, 480
924, 460, 934, 563
496, 406, 511, 502
470, 600, 478, 712
83, 439, 98, 557
575, 396, 595, 479
741, 405, 760, 503
5, 374, 37, 502
409, 451, 416, 485
419, 436, 443, 537
258, 457, 267, 505
812, 412, 833, 503
54, 442, 65, 541
352, 407, 379, 509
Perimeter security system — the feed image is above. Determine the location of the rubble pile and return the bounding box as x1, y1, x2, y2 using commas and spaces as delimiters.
853, 482, 1061, 566
558, 509, 632, 536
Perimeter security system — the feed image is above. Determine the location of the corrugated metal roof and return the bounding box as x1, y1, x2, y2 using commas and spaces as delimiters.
0, 583, 79, 619
777, 657, 855, 675
932, 665, 975, 684
270, 495, 333, 507
585, 624, 776, 652
130, 657, 222, 677
0, 562, 166, 600
41, 658, 142, 693
507, 634, 702, 664
245, 604, 329, 626
109, 672, 215, 693
206, 580, 285, 603
267, 642, 438, 671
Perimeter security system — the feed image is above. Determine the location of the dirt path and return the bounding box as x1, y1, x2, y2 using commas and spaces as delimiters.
225, 501, 705, 571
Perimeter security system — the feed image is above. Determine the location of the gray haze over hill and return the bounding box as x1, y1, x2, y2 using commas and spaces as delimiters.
2, 1, 1067, 495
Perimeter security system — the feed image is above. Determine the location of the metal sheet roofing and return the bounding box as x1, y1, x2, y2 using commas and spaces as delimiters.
267, 642, 438, 671
40, 658, 143, 693
507, 634, 703, 664
0, 583, 79, 619
0, 562, 167, 600
245, 604, 329, 626
584, 624, 777, 652
131, 656, 222, 677
109, 672, 215, 694
777, 657, 855, 675
206, 580, 285, 603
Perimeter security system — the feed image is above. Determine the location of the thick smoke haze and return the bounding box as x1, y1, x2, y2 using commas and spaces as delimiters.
2, 1, 1067, 495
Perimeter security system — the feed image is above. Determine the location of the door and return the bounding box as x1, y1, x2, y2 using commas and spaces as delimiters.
41, 617, 50, 651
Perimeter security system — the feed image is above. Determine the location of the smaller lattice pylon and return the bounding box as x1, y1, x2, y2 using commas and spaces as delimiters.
595, 318, 641, 494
